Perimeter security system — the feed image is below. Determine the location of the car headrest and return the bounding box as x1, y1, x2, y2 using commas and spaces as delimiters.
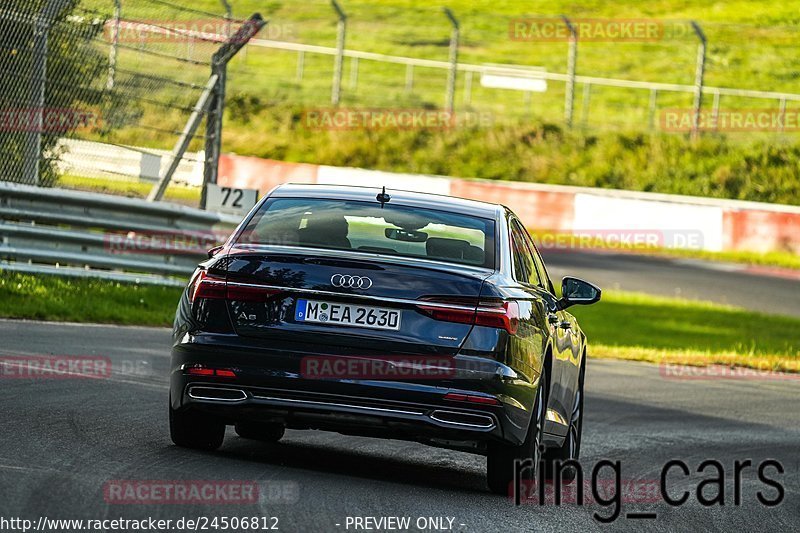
298, 216, 351, 249
426, 237, 469, 258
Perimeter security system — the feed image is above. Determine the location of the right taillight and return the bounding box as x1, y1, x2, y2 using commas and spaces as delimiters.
417, 298, 519, 334
475, 301, 519, 335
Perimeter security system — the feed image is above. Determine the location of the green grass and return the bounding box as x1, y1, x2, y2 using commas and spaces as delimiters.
57, 174, 201, 205
0, 271, 182, 326
570, 291, 800, 372
1, 270, 797, 371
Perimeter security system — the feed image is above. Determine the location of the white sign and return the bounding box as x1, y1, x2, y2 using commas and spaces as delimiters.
205, 184, 258, 216
480, 66, 548, 93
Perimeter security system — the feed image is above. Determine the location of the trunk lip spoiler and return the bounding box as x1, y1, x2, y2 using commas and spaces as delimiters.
225, 281, 498, 312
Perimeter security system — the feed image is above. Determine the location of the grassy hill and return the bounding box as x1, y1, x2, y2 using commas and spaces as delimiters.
76, 0, 800, 205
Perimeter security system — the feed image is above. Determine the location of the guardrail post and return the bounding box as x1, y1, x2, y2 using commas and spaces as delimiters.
330, 0, 347, 106
562, 15, 578, 128
690, 20, 706, 139
22, 0, 71, 186
106, 0, 121, 90
443, 8, 459, 113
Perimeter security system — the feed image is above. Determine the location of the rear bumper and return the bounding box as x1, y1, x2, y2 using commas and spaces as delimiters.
169, 333, 540, 449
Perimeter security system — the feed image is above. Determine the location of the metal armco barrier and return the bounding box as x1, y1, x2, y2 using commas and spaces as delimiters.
0, 182, 240, 286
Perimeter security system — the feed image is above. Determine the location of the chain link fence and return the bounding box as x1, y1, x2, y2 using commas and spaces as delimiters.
0, 0, 259, 201
2, 0, 798, 199
226, 4, 800, 133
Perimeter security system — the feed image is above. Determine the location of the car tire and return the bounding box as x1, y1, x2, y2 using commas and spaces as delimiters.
235, 422, 285, 442
486, 370, 547, 496
543, 359, 585, 483
169, 401, 225, 450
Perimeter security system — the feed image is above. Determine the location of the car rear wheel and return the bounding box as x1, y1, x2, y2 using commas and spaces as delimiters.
169, 400, 225, 450
486, 370, 547, 496
235, 422, 285, 442
543, 359, 585, 483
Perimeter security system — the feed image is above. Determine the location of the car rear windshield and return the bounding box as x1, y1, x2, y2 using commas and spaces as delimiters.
235, 197, 496, 269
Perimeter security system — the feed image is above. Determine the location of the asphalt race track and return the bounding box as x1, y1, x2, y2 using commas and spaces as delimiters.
1, 319, 798, 532
542, 250, 800, 317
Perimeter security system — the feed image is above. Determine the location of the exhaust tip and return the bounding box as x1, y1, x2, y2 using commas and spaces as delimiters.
430, 410, 495, 430
188, 386, 247, 402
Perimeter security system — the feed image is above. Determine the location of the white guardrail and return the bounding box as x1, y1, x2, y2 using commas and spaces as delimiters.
0, 182, 239, 286
56, 138, 204, 187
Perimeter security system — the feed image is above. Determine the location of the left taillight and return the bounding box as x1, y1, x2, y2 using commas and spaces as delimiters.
191, 270, 226, 302
190, 272, 282, 303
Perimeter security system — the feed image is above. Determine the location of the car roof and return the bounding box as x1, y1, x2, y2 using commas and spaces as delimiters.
270, 183, 504, 220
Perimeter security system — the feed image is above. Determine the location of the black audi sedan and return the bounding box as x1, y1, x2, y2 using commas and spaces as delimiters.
169, 184, 600, 494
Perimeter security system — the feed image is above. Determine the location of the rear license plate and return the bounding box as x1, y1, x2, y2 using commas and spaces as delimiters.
295, 299, 401, 331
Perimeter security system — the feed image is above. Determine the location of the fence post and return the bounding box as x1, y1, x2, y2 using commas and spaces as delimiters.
201, 14, 267, 209
296, 50, 305, 81
690, 21, 706, 139
648, 88, 658, 130
22, 0, 71, 186
711, 90, 720, 132
443, 8, 459, 113
581, 83, 591, 127
106, 0, 121, 90
220, 0, 232, 37
147, 75, 219, 203
350, 57, 359, 89
147, 14, 266, 204
464, 71, 473, 105
562, 15, 577, 128
330, 0, 347, 106
405, 64, 414, 92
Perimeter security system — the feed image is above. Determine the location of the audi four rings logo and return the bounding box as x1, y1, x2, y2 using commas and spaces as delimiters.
331, 274, 373, 289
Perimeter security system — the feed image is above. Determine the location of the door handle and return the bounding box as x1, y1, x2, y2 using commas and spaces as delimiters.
559, 321, 572, 330
548, 314, 559, 325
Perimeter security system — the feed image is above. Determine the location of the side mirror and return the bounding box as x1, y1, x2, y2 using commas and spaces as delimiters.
557, 277, 601, 310
207, 245, 224, 258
